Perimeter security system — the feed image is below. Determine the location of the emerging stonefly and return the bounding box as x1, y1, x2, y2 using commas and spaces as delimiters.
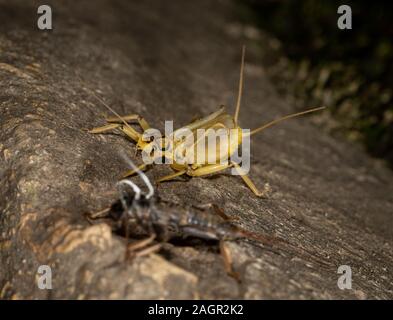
88, 46, 325, 197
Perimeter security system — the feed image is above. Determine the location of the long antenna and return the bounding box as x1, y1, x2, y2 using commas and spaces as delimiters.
76, 73, 137, 136
234, 45, 246, 125
247, 106, 326, 136
89, 90, 137, 134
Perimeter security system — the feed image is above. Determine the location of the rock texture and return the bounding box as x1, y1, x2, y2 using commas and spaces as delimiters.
0, 0, 392, 299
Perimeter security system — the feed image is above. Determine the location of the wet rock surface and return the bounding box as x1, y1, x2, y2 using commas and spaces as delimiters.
0, 0, 392, 299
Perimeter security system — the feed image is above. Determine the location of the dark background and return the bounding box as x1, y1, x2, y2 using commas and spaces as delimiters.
239, 0, 393, 168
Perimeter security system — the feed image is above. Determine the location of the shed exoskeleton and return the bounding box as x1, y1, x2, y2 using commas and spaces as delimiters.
87, 155, 278, 280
